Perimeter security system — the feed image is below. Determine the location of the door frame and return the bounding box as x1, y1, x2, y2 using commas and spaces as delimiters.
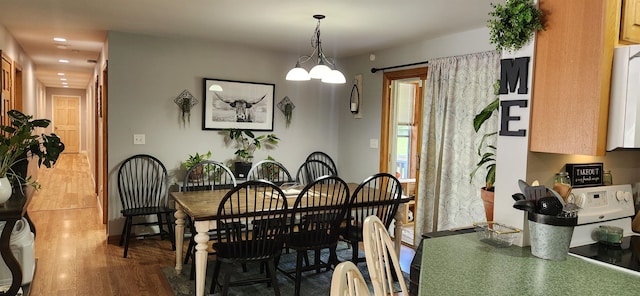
380, 67, 427, 246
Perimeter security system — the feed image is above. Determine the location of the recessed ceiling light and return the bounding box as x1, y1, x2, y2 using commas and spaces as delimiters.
57, 73, 65, 76
60, 78, 67, 81
63, 85, 69, 88
58, 59, 69, 63
62, 82, 68, 85
53, 37, 66, 42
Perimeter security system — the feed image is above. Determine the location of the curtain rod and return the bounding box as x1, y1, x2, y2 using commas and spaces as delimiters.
370, 60, 429, 73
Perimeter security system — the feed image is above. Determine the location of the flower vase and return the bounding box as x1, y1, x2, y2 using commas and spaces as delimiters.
0, 177, 13, 205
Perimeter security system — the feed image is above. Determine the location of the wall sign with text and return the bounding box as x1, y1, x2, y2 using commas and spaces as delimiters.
499, 57, 530, 137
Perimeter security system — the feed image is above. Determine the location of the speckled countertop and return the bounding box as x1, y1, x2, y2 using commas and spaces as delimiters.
419, 233, 640, 296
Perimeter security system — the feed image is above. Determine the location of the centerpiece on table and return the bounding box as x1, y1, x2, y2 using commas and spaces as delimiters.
0, 110, 65, 204
223, 128, 278, 178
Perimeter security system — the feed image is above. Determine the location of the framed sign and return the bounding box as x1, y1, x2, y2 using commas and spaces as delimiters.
202, 78, 275, 131
565, 163, 603, 188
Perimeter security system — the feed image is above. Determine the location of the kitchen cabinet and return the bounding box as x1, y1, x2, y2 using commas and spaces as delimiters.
530, 0, 618, 156
621, 0, 640, 43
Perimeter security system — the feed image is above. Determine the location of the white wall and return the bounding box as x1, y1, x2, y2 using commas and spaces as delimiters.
338, 27, 495, 183
106, 31, 344, 234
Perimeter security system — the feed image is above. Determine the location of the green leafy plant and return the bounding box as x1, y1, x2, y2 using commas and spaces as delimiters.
182, 151, 212, 181
487, 0, 544, 52
0, 110, 65, 189
225, 129, 279, 163
470, 81, 500, 191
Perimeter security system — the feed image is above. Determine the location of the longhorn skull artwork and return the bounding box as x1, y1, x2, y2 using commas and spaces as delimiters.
213, 92, 267, 122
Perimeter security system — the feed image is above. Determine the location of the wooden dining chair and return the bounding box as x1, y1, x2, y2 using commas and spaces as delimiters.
182, 160, 237, 278
343, 173, 403, 264
209, 180, 288, 295
330, 261, 372, 296
305, 151, 338, 175
117, 154, 174, 258
280, 175, 351, 296
247, 159, 293, 185
363, 215, 408, 296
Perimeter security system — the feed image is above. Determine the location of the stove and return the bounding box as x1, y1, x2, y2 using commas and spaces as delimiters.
567, 184, 640, 276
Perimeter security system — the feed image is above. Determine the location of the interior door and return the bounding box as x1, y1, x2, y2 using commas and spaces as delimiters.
53, 95, 81, 153
380, 67, 427, 247
1, 52, 12, 127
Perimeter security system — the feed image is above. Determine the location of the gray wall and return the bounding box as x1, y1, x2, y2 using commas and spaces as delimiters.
106, 31, 344, 234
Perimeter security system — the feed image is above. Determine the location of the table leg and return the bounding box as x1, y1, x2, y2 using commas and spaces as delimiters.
174, 206, 185, 274
394, 208, 406, 255
0, 219, 21, 296
194, 221, 211, 296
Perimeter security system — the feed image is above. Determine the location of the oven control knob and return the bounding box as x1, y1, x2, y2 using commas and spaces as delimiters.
624, 191, 633, 202
616, 191, 625, 201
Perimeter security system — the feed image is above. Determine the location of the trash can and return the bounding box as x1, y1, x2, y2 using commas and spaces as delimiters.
0, 218, 36, 286
528, 212, 577, 260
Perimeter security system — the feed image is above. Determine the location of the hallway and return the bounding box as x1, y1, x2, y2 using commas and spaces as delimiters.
26, 154, 175, 296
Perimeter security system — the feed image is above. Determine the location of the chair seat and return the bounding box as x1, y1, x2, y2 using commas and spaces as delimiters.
121, 206, 173, 217
287, 230, 338, 250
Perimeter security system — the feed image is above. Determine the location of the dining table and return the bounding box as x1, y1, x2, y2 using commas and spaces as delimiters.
171, 182, 413, 296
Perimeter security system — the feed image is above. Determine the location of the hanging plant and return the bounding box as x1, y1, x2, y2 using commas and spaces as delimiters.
487, 0, 544, 52
173, 90, 198, 125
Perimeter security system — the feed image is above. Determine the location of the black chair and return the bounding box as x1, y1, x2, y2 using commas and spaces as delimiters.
209, 180, 288, 295
305, 151, 338, 175
301, 159, 337, 185
182, 160, 237, 277
343, 173, 403, 264
279, 175, 351, 296
247, 159, 293, 185
117, 154, 175, 258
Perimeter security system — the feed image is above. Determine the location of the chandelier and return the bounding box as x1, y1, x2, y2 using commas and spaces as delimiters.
286, 15, 346, 84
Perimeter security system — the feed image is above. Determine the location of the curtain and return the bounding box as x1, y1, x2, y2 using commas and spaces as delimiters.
414, 51, 500, 242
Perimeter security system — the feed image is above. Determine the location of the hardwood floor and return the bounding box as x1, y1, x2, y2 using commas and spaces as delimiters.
27, 154, 175, 296
25, 153, 416, 295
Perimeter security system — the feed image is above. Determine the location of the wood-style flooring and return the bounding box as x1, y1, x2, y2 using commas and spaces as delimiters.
27, 154, 175, 296
25, 153, 416, 295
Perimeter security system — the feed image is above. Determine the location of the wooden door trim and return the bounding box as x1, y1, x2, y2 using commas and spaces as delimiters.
379, 67, 427, 173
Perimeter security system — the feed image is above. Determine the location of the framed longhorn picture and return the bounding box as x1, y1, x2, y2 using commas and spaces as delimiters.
202, 78, 275, 131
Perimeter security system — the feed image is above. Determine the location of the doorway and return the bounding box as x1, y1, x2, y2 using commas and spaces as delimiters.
53, 95, 81, 153
380, 67, 427, 247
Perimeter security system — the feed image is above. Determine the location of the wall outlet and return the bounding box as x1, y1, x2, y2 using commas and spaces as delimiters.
133, 134, 145, 145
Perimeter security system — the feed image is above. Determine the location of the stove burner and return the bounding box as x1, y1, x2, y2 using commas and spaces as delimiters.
569, 235, 640, 273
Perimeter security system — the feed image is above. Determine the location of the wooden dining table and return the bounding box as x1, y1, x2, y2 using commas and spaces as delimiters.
171, 182, 413, 296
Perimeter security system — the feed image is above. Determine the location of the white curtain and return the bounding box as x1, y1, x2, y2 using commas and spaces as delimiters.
414, 51, 500, 241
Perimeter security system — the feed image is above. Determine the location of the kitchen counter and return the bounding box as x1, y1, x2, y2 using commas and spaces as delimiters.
419, 233, 640, 295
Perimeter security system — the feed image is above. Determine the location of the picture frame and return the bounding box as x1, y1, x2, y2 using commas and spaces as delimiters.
202, 78, 275, 131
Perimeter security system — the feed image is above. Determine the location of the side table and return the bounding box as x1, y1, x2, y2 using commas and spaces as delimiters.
0, 188, 34, 296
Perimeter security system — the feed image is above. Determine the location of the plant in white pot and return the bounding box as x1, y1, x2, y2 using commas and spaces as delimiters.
0, 110, 65, 203
224, 129, 278, 178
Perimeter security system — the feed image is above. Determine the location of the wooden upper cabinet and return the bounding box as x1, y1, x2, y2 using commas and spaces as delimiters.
530, 0, 618, 156
621, 0, 640, 43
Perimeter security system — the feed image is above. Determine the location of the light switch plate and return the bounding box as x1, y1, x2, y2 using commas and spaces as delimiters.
133, 134, 145, 145
369, 138, 379, 149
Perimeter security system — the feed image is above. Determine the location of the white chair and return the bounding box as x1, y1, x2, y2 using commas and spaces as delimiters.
363, 215, 409, 296
330, 261, 372, 296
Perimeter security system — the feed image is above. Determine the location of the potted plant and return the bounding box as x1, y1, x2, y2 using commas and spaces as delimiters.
487, 0, 544, 52
224, 129, 279, 178
182, 151, 212, 182
470, 82, 499, 221
0, 110, 65, 203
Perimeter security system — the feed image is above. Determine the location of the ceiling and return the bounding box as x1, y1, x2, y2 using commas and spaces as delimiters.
0, 0, 502, 89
